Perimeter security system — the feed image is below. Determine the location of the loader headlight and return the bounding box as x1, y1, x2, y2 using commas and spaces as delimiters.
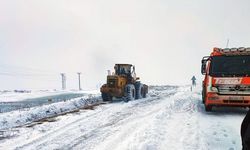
210, 87, 218, 92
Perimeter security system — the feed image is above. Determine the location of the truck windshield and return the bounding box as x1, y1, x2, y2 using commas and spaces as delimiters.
210, 55, 250, 77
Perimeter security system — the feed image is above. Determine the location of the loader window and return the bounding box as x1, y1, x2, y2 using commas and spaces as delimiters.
210, 55, 250, 77
115, 65, 131, 76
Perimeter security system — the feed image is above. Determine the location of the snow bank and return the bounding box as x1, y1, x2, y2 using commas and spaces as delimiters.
0, 94, 101, 130
0, 90, 99, 102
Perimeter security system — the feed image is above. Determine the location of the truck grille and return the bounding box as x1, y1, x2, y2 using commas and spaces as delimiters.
223, 100, 249, 104
218, 85, 250, 95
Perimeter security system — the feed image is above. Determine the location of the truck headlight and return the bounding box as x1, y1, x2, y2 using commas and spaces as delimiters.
211, 87, 218, 92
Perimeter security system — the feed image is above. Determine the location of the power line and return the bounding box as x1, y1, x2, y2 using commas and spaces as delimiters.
0, 64, 58, 74
0, 65, 84, 89
0, 72, 59, 82
0, 72, 56, 77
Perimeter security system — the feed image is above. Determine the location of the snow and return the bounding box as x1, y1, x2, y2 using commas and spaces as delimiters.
0, 90, 99, 102
0, 85, 247, 150
0, 90, 100, 113
0, 93, 101, 130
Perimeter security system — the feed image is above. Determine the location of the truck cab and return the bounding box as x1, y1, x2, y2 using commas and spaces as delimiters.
201, 47, 250, 111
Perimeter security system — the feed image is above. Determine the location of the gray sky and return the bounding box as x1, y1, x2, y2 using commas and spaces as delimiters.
1, 0, 250, 90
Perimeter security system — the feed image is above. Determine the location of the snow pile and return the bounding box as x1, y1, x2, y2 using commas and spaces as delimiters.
149, 85, 178, 98
0, 94, 101, 130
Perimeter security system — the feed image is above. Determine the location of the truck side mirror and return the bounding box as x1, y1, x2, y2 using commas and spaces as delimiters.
201, 56, 209, 75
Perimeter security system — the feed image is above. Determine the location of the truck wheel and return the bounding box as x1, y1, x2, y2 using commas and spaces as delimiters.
135, 82, 143, 99
205, 105, 212, 112
101, 92, 112, 102
124, 84, 136, 102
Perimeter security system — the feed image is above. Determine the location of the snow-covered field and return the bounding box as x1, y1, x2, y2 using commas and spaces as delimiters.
0, 85, 247, 150
0, 89, 100, 130
0, 90, 92, 103
0, 90, 99, 113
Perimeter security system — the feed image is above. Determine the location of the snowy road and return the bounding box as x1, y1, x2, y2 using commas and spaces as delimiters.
0, 86, 246, 150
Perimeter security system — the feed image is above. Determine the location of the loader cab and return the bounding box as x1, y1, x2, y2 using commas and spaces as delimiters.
114, 64, 134, 76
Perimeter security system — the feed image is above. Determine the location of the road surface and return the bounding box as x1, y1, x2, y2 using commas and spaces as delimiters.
0, 86, 246, 150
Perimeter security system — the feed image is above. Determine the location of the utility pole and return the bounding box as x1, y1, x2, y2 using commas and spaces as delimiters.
61, 73, 66, 90
77, 72, 82, 90
226, 39, 230, 48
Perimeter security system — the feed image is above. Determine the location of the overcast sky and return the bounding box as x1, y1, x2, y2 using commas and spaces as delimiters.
1, 0, 250, 90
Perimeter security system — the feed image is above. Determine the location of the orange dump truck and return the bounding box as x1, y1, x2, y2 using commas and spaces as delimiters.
201, 47, 250, 111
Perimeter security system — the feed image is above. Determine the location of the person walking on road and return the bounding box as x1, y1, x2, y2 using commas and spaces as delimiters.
191, 76, 196, 87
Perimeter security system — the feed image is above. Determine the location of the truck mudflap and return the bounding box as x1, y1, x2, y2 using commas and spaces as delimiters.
205, 92, 250, 107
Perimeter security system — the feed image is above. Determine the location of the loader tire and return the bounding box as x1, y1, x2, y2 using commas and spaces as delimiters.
142, 84, 148, 98
135, 82, 143, 99
124, 84, 136, 102
101, 92, 112, 102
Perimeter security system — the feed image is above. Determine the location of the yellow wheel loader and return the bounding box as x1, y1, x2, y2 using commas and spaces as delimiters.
100, 64, 148, 102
